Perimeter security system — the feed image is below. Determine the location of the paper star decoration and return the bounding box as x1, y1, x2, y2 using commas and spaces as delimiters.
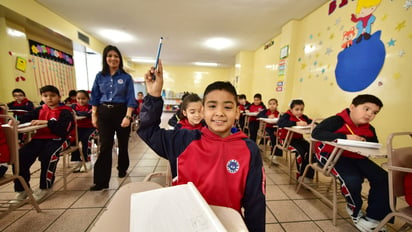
399, 50, 406, 57
382, 14, 388, 21
387, 39, 396, 47
335, 18, 341, 25
301, 63, 307, 69
404, 0, 412, 10
325, 48, 333, 55
393, 72, 401, 79
395, 21, 406, 32
329, 33, 335, 39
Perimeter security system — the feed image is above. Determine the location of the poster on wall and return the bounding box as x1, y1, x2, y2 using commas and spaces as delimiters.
28, 39, 74, 66
334, 0, 386, 92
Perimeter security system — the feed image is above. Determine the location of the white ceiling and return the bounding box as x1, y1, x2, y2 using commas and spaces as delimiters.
35, 0, 326, 67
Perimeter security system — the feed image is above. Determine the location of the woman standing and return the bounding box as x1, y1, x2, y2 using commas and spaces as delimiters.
90, 45, 137, 191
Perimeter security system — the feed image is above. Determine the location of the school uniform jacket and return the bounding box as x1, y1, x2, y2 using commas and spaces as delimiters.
257, 109, 280, 128
311, 108, 378, 159
175, 118, 205, 130
247, 104, 266, 122
71, 104, 94, 128
0, 123, 10, 163
277, 110, 312, 139
7, 98, 34, 120
138, 95, 266, 232
20, 104, 74, 140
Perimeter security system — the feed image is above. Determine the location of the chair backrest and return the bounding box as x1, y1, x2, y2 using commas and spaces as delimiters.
386, 132, 412, 200
0, 115, 19, 169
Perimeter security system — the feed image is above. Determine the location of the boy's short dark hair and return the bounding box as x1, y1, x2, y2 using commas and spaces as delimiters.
238, 94, 247, 100
12, 88, 25, 96
290, 99, 304, 109
40, 85, 60, 96
203, 81, 237, 105
253, 93, 262, 99
138, 91, 143, 95
352, 94, 383, 108
68, 90, 77, 97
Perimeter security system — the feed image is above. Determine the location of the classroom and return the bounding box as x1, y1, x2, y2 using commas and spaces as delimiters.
0, 0, 411, 231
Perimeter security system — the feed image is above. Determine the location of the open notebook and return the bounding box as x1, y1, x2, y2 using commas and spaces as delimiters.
130, 182, 226, 232
336, 139, 382, 149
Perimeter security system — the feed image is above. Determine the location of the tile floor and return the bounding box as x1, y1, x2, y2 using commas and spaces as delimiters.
0, 125, 409, 231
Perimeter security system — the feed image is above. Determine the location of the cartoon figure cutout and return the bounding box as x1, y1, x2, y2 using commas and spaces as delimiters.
335, 0, 386, 92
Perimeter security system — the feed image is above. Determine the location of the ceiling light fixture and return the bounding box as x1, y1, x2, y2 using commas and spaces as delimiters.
7, 28, 25, 37
204, 38, 232, 50
193, 62, 218, 67
98, 29, 134, 43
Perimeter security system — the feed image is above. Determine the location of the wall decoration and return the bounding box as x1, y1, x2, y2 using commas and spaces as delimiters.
15, 56, 27, 72
28, 39, 73, 66
280, 45, 289, 59
335, 0, 386, 92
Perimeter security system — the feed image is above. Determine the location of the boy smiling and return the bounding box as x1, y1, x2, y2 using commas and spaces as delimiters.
138, 60, 266, 232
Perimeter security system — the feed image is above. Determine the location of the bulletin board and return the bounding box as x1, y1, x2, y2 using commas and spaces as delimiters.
28, 39, 75, 97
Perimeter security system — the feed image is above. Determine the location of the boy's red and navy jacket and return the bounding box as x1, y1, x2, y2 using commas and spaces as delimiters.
71, 103, 94, 128
175, 118, 205, 130
311, 108, 378, 159
7, 98, 34, 120
277, 110, 312, 139
247, 103, 266, 122
19, 104, 74, 140
0, 123, 10, 163
257, 109, 280, 128
138, 95, 266, 232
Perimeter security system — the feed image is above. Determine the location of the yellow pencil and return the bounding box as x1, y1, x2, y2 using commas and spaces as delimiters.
345, 124, 355, 135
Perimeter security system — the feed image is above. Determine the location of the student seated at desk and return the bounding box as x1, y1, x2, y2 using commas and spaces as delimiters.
70, 90, 97, 170
257, 98, 281, 155
311, 94, 390, 232
138, 61, 266, 232
174, 93, 205, 130
237, 94, 250, 130
12, 85, 74, 203
7, 88, 34, 121
278, 99, 314, 179
247, 93, 266, 142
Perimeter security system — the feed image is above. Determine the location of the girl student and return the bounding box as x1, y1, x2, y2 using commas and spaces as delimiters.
71, 90, 97, 171
175, 93, 205, 130
277, 99, 314, 179
257, 98, 281, 155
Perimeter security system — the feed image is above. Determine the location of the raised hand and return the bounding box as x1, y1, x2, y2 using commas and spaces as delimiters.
144, 59, 163, 97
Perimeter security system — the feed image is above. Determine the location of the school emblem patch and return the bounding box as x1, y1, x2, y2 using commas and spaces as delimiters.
226, 159, 240, 174
117, 79, 124, 84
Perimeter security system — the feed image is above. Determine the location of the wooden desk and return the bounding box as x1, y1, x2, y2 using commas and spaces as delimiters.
17, 124, 47, 133
244, 112, 259, 117
258, 117, 278, 124
91, 182, 248, 232
322, 141, 386, 158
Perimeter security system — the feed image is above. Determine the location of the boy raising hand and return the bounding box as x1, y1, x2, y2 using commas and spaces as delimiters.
138, 60, 266, 232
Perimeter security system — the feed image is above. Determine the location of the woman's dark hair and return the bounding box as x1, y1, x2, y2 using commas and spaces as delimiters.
290, 99, 304, 109
40, 85, 60, 96
352, 94, 383, 108
101, 45, 125, 75
12, 88, 25, 96
76, 90, 90, 99
203, 81, 237, 105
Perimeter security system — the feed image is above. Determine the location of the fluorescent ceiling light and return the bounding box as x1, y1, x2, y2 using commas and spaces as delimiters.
7, 28, 25, 37
204, 38, 232, 50
193, 62, 218, 67
98, 29, 134, 43
131, 57, 155, 63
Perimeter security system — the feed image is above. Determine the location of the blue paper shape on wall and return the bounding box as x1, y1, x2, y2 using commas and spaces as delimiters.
335, 31, 385, 92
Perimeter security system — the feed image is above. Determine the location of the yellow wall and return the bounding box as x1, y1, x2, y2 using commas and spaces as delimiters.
130, 64, 233, 96
248, 0, 412, 142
